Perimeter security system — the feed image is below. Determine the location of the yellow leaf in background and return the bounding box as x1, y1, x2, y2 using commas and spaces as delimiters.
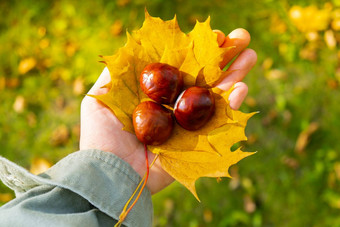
0, 193, 13, 203
65, 42, 78, 57
265, 69, 287, 80
39, 38, 50, 49
51, 125, 70, 146
289, 5, 331, 33
6, 78, 20, 88
331, 18, 340, 31
73, 77, 85, 95
203, 209, 213, 223
93, 11, 256, 199
295, 122, 319, 154
37, 26, 46, 37
331, 9, 340, 30
324, 30, 337, 50
13, 95, 25, 113
244, 195, 256, 213
110, 20, 123, 36
30, 158, 52, 175
117, 0, 130, 7
0, 77, 5, 90
18, 57, 37, 75
270, 14, 287, 34
305, 32, 319, 42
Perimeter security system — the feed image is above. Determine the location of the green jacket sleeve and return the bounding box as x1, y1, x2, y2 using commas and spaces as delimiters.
0, 149, 153, 227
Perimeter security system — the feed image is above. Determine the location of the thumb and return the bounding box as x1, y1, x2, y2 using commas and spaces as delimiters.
88, 67, 111, 96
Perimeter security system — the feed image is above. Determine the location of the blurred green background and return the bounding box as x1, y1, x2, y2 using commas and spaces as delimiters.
1, 0, 340, 226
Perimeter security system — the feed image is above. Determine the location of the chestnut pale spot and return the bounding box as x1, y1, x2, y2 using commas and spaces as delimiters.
133, 101, 174, 145
174, 86, 215, 131
140, 63, 183, 104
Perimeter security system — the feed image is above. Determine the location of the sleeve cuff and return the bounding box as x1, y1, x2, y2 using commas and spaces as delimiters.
0, 150, 153, 227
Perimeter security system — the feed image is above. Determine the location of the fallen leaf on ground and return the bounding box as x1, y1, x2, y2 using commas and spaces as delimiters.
0, 193, 13, 203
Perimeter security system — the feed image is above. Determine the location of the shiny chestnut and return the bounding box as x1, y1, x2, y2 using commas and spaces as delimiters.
140, 63, 183, 104
133, 101, 174, 145
174, 86, 215, 131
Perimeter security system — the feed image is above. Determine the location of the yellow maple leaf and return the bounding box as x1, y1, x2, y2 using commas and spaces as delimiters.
93, 11, 256, 200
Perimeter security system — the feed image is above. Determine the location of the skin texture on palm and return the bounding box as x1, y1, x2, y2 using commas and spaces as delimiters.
80, 29, 257, 194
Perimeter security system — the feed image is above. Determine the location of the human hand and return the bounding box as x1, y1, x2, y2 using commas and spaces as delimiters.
79, 28, 257, 194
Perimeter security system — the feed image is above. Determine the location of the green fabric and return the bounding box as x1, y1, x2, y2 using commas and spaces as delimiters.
0, 149, 153, 227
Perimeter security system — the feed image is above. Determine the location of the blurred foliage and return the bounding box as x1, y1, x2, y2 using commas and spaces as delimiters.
1, 0, 340, 226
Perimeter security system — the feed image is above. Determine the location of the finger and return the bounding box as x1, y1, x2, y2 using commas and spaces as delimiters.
228, 82, 248, 110
213, 29, 226, 47
220, 28, 251, 69
216, 48, 257, 91
88, 67, 111, 96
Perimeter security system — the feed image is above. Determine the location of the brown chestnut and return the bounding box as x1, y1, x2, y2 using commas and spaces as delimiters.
174, 86, 215, 131
140, 63, 183, 104
133, 101, 174, 145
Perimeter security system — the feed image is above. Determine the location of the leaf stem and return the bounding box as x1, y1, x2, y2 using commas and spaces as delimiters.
115, 144, 154, 227
122, 144, 149, 218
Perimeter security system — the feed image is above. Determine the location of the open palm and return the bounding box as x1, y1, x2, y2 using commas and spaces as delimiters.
80, 28, 257, 194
